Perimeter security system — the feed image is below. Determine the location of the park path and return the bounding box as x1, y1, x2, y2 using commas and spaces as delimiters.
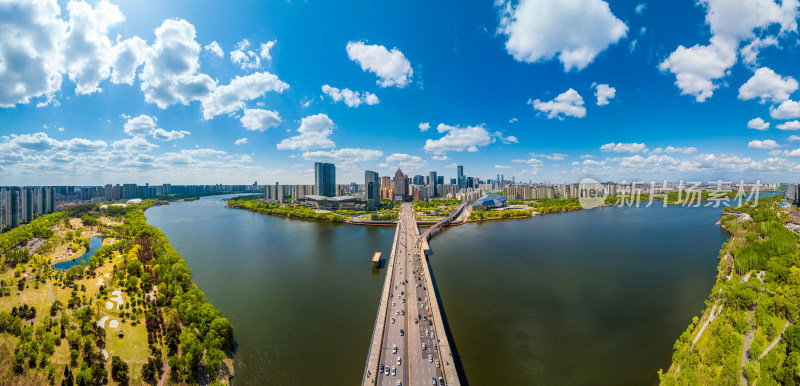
157, 360, 170, 386
740, 310, 755, 386
760, 322, 791, 360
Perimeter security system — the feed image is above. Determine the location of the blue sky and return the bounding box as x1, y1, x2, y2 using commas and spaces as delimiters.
2, 0, 800, 185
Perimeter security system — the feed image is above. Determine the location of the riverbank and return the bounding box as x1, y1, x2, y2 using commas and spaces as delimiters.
0, 200, 236, 385
658, 195, 800, 385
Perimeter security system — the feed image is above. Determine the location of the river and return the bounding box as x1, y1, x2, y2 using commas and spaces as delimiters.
145, 194, 731, 385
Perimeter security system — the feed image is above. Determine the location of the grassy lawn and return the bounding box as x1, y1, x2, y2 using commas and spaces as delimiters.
105, 317, 151, 364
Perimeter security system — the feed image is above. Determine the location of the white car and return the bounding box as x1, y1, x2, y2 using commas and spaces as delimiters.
423, 343, 427, 350
392, 367, 396, 376
397, 356, 402, 365
391, 317, 395, 324
429, 354, 433, 362
393, 345, 398, 354
436, 360, 440, 368
385, 366, 390, 376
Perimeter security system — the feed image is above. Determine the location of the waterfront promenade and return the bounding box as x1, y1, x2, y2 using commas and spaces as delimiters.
363, 203, 464, 386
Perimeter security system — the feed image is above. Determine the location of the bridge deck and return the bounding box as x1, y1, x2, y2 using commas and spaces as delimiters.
363, 202, 464, 386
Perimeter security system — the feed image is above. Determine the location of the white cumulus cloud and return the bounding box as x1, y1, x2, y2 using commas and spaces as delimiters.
0, 0, 66, 107
152, 128, 190, 141
496, 0, 628, 71
738, 67, 798, 103
110, 36, 148, 85
658, 36, 737, 102
112, 137, 158, 153
61, 0, 124, 95
123, 114, 158, 137
748, 139, 780, 149
664, 146, 698, 154
660, 0, 799, 102
777, 120, 800, 130
600, 142, 648, 153
747, 117, 770, 130
140, 19, 216, 108
230, 39, 264, 70
419, 122, 431, 132
240, 109, 281, 131
594, 83, 616, 106
201, 72, 288, 119
234, 137, 248, 145
260, 40, 276, 61
302, 148, 383, 164
204, 41, 224, 57
385, 153, 426, 170
346, 41, 413, 87
771, 100, 800, 119
321, 85, 379, 107
423, 123, 493, 153
277, 113, 335, 151
529, 88, 586, 119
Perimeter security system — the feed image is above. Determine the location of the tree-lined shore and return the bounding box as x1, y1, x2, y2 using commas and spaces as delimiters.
0, 200, 234, 385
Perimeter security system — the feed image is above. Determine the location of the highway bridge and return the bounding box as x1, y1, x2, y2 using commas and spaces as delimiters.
363, 202, 468, 386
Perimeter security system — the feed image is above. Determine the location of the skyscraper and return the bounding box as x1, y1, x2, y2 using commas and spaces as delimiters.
10, 189, 20, 228
393, 169, 409, 201
315, 162, 336, 197
413, 175, 424, 185
1, 188, 9, 230
428, 171, 438, 197
45, 187, 55, 214
36, 188, 47, 216
21, 188, 33, 223
365, 170, 380, 210
457, 165, 465, 189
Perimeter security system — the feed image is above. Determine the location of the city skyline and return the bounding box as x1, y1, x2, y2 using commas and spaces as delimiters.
3, 0, 800, 186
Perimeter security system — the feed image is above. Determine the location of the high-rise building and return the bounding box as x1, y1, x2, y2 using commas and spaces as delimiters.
315, 162, 336, 197
413, 175, 424, 185
365, 170, 380, 210
457, 165, 465, 189
437, 176, 444, 185
21, 188, 33, 223
428, 171, 438, 197
46, 187, 56, 214
1, 188, 9, 230
393, 169, 410, 201
10, 189, 20, 228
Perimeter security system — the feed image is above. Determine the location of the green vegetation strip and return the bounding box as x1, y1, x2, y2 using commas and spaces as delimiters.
659, 197, 800, 385
0, 200, 234, 385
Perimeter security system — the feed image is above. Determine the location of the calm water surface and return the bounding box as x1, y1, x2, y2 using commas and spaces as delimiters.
145, 195, 729, 385
54, 236, 105, 270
